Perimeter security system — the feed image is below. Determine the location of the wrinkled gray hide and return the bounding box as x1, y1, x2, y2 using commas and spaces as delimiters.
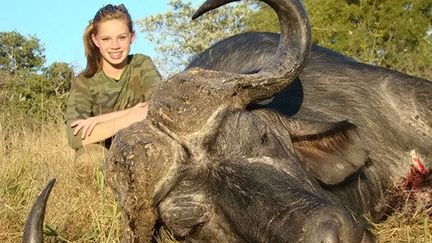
188, 31, 432, 220
104, 0, 379, 242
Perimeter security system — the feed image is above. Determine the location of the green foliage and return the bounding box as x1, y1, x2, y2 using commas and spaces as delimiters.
0, 31, 74, 122
243, 3, 279, 33
304, 0, 432, 79
0, 31, 46, 74
137, 0, 255, 76
1, 62, 74, 122
217, 0, 432, 79
42, 62, 75, 96
137, 0, 431, 80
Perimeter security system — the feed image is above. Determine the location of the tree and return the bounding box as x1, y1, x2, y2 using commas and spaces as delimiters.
242, 2, 278, 33
43, 62, 75, 96
303, 0, 432, 79
137, 0, 255, 76
137, 0, 431, 79
0, 31, 74, 122
0, 31, 46, 74
2, 61, 74, 122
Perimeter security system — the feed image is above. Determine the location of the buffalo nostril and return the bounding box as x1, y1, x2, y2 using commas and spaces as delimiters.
306, 219, 342, 243
300, 207, 373, 243
318, 220, 342, 243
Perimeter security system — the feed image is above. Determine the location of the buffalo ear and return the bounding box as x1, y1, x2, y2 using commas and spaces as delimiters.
291, 120, 368, 185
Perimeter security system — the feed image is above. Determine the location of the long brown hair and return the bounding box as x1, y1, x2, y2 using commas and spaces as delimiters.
82, 4, 134, 78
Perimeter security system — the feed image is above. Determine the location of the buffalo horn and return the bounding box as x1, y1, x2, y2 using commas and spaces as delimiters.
22, 179, 56, 243
192, 0, 311, 104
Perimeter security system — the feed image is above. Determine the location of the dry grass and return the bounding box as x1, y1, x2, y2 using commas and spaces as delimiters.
0, 118, 120, 242
0, 118, 430, 242
374, 205, 432, 242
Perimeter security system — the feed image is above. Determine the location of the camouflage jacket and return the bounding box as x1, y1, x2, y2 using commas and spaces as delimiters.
65, 54, 162, 150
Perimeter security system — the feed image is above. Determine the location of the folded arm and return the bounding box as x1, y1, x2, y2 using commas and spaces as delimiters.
71, 102, 149, 146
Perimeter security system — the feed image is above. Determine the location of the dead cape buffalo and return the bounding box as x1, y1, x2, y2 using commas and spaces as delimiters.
186, 0, 432, 231
24, 0, 431, 242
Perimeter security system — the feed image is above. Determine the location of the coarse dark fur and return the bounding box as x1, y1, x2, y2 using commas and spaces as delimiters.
104, 0, 377, 241
105, 0, 432, 241
187, 30, 432, 221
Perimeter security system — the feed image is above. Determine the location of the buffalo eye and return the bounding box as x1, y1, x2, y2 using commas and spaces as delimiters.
261, 132, 269, 145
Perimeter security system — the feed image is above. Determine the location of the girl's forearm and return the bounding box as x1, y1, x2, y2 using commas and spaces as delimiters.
95, 108, 131, 123
81, 111, 143, 145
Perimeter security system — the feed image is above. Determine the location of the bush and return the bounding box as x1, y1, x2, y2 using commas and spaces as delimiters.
1, 62, 74, 123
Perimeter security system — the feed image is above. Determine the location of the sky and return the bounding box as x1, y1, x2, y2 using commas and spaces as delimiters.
1, 0, 201, 71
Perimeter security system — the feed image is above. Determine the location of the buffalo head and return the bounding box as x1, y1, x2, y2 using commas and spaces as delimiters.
23, 0, 375, 242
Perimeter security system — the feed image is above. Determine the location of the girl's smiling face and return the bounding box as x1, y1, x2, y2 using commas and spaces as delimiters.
92, 19, 135, 69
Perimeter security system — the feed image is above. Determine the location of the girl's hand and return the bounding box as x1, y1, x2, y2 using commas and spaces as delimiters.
71, 116, 102, 139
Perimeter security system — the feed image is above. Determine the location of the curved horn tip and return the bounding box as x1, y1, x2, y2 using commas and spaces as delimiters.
192, 0, 239, 20
22, 178, 56, 243
192, 0, 311, 75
